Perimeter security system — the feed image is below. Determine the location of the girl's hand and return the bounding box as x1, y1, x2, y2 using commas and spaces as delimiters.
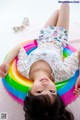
74, 75, 80, 95
0, 63, 9, 78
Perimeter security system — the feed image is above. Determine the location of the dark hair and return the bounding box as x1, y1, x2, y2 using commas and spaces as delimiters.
23, 92, 74, 120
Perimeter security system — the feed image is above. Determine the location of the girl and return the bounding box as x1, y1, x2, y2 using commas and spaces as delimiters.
0, 3, 80, 120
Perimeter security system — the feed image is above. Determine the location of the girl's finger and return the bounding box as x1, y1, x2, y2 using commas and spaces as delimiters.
75, 83, 78, 90
0, 72, 4, 76
74, 89, 80, 94
0, 72, 7, 78
0, 71, 4, 74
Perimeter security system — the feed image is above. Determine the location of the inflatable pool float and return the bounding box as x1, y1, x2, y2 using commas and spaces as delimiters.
2, 40, 79, 105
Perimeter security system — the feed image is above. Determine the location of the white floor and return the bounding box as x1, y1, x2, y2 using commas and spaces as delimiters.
0, 0, 80, 120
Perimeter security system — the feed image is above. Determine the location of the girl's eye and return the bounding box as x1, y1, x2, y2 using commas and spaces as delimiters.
50, 90, 55, 93
36, 91, 42, 93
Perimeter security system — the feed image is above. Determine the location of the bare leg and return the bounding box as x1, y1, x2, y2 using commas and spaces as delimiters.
44, 9, 59, 27
56, 3, 70, 31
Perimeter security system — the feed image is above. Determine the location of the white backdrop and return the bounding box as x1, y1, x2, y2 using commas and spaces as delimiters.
0, 0, 80, 120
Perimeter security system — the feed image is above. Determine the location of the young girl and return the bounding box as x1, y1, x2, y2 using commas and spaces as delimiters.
0, 3, 80, 120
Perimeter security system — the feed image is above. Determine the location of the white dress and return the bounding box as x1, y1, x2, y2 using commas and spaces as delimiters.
17, 26, 80, 119
17, 26, 79, 82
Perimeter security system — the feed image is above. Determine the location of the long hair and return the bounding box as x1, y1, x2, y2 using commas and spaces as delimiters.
23, 92, 74, 120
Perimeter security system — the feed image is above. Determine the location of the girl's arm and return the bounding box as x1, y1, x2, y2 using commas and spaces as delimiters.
0, 44, 21, 78
4, 44, 21, 64
55, 50, 80, 82
74, 50, 80, 95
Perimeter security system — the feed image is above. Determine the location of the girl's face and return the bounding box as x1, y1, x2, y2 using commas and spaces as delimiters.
31, 78, 57, 103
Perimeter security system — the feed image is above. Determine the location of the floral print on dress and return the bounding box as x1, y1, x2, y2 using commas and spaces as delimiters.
38, 26, 68, 47
17, 26, 79, 82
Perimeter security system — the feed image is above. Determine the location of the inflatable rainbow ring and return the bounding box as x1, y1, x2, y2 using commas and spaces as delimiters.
2, 40, 79, 106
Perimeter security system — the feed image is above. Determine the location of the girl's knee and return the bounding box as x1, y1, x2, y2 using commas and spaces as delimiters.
61, 3, 70, 9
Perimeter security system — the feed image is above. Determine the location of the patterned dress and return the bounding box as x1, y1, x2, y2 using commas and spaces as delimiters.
17, 26, 79, 82
17, 26, 80, 119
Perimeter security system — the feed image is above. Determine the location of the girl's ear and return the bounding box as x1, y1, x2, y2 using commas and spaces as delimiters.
51, 72, 55, 82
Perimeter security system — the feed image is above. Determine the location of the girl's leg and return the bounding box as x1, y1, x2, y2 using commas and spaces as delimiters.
44, 9, 59, 27
56, 3, 70, 31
